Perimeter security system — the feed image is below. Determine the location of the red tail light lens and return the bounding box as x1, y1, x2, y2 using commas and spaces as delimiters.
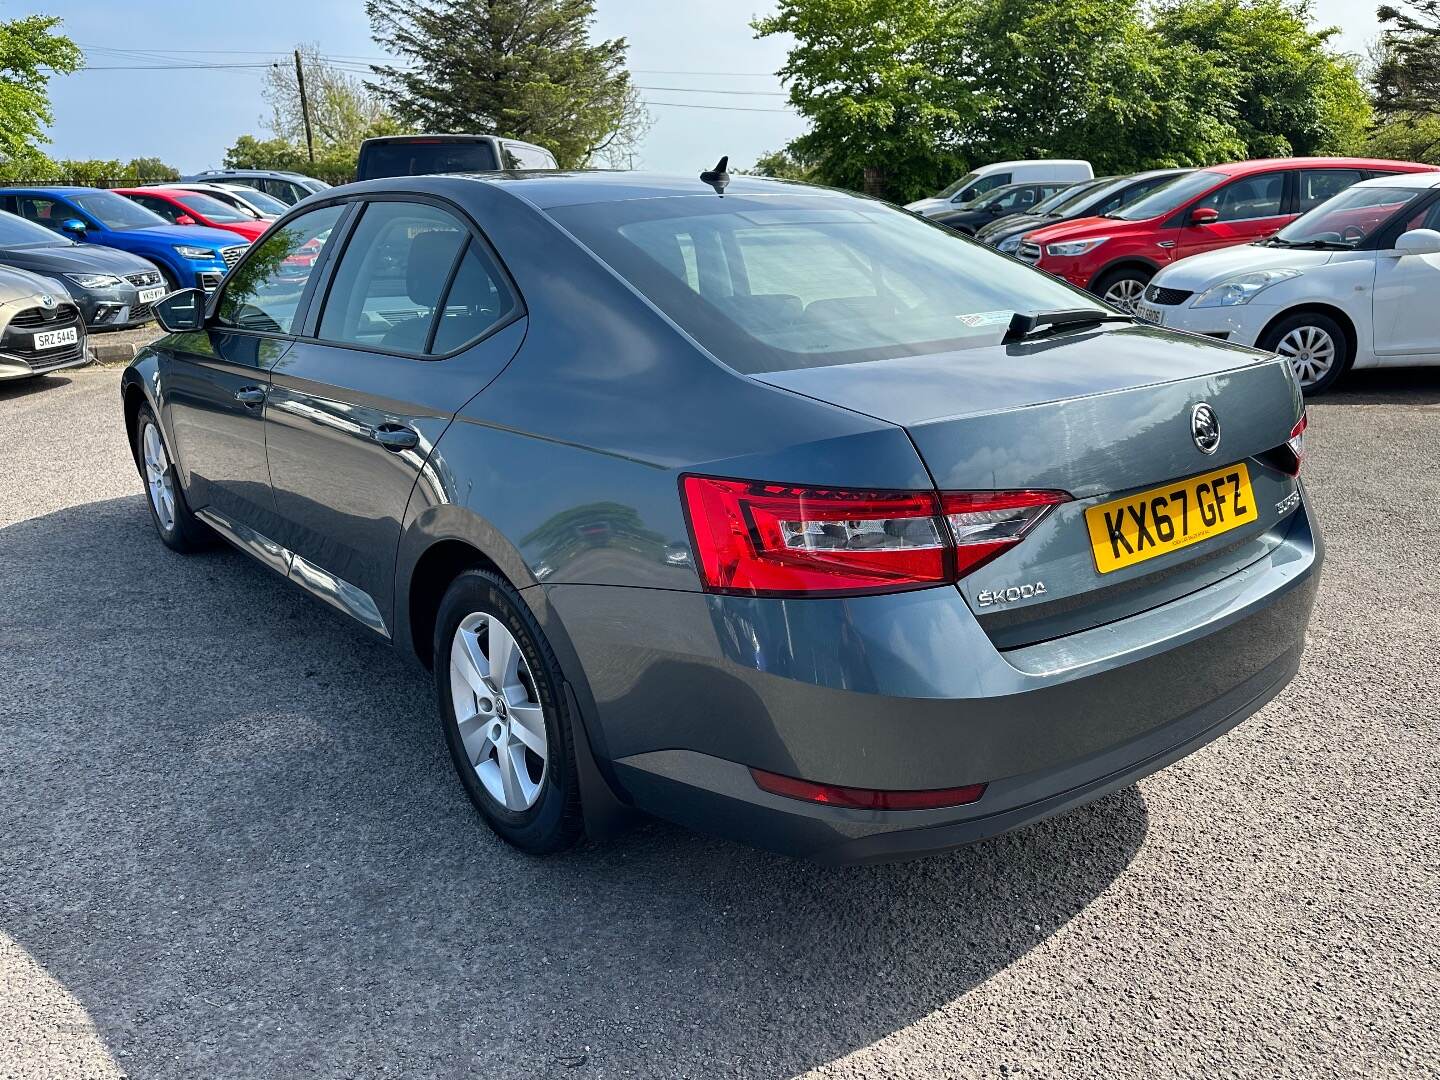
681, 475, 1068, 597
751, 767, 986, 810
1283, 413, 1307, 476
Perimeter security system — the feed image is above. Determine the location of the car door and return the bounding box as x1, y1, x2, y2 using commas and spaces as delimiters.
1172, 170, 1290, 260
262, 196, 525, 637
1373, 196, 1440, 359
158, 202, 347, 547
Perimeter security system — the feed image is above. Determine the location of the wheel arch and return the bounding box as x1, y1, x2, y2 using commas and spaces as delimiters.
1257, 303, 1358, 368
1091, 257, 1162, 288
120, 363, 160, 472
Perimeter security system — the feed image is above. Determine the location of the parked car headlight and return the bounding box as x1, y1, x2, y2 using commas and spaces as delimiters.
998, 235, 1023, 254
1192, 269, 1302, 308
64, 272, 125, 288
1045, 237, 1108, 257
173, 245, 217, 260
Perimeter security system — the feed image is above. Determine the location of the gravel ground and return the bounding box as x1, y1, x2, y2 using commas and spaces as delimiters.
1, 366, 1437, 1079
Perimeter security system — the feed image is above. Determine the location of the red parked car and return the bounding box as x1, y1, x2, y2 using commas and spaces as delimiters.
1018, 157, 1437, 311
114, 187, 271, 243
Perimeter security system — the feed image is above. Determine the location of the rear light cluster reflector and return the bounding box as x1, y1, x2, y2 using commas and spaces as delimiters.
751, 768, 986, 810
1283, 413, 1308, 476
681, 475, 1068, 597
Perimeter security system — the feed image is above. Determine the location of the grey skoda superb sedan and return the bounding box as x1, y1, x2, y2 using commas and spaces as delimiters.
122, 171, 1320, 863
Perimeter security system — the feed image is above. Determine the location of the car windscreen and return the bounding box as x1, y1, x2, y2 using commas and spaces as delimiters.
1106, 170, 1222, 221
550, 194, 1106, 374
1269, 185, 1425, 249
70, 190, 169, 230
0, 210, 66, 247
358, 140, 500, 179
1043, 178, 1115, 215
175, 192, 252, 223
936, 172, 979, 199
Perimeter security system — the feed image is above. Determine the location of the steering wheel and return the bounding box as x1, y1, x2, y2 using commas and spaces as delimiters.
1341, 224, 1366, 242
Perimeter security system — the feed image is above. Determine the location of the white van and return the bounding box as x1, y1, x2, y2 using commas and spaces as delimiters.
906, 160, 1094, 218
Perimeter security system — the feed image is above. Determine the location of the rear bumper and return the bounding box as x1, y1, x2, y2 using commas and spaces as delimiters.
548, 497, 1322, 862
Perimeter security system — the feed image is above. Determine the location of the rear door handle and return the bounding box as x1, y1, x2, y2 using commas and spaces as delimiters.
372, 424, 419, 452
235, 386, 267, 405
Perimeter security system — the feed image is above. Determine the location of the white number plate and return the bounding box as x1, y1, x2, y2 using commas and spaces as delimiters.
1134, 302, 1164, 326
33, 326, 79, 351
137, 287, 165, 304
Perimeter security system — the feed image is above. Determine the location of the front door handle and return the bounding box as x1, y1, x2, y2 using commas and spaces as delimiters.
235, 386, 267, 405
372, 424, 419, 452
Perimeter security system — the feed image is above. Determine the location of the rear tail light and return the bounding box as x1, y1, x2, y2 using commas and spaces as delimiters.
681, 475, 1068, 597
1284, 413, 1307, 476
751, 767, 986, 810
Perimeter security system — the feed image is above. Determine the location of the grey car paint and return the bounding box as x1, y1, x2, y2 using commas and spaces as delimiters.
0, 222, 164, 329
121, 171, 1321, 863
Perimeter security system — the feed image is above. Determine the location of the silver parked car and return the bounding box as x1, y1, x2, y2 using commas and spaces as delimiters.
0, 264, 88, 381
122, 170, 1321, 863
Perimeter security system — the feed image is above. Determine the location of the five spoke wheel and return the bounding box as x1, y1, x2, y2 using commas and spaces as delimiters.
449, 612, 548, 812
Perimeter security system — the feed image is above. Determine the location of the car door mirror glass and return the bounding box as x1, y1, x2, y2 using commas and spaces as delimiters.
1393, 228, 1440, 257
61, 218, 87, 235
154, 288, 206, 332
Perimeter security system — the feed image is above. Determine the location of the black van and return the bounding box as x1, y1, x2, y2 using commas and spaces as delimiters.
355, 134, 559, 181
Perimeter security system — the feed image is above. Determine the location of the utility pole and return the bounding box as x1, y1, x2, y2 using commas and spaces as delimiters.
294, 48, 315, 165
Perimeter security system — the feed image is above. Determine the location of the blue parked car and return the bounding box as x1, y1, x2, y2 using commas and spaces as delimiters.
0, 187, 247, 293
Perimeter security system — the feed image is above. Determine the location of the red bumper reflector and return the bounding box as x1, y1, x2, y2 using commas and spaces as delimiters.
751, 768, 987, 811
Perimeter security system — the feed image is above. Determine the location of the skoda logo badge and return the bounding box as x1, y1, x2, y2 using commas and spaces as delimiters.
40, 294, 55, 308
1191, 402, 1220, 455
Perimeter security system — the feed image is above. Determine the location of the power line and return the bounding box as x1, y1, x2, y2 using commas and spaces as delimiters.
642, 100, 792, 114
634, 85, 785, 97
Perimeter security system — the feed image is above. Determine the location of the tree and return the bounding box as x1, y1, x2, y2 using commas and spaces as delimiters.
0, 15, 82, 160
1153, 0, 1370, 157
744, 147, 820, 182
223, 131, 384, 185
1373, 2, 1440, 121
365, 0, 647, 168
753, 0, 978, 203
263, 44, 400, 151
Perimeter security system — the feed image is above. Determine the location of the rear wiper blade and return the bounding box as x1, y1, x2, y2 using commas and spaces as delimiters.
1005, 309, 1133, 343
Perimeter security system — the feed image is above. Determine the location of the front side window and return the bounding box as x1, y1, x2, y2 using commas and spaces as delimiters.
1193, 173, 1285, 223
1110, 170, 1223, 221
316, 200, 475, 353
552, 194, 1105, 374
128, 194, 183, 223
216, 203, 346, 333
14, 196, 76, 230
1294, 169, 1365, 214
957, 174, 1010, 202
175, 192, 252, 224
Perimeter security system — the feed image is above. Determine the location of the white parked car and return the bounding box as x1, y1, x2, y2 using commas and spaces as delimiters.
1135, 171, 1440, 393
906, 159, 1093, 218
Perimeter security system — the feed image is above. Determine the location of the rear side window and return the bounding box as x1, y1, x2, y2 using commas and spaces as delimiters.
216, 203, 345, 334
500, 142, 557, 170
1294, 169, 1365, 213
316, 200, 514, 355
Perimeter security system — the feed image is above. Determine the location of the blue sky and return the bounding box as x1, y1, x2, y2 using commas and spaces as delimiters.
32, 0, 1379, 176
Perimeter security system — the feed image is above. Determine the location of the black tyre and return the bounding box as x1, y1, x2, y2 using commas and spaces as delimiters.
1092, 266, 1152, 314
434, 569, 583, 855
1259, 311, 1351, 395
133, 403, 212, 553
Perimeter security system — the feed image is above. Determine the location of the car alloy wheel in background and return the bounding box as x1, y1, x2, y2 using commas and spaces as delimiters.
1260, 311, 1351, 395
1096, 269, 1150, 314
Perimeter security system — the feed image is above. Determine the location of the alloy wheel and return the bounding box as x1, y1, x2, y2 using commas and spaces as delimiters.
1103, 278, 1146, 313
141, 421, 177, 532
448, 612, 548, 812
1275, 325, 1337, 389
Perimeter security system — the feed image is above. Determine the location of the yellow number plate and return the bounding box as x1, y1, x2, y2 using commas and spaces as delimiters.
1085, 462, 1256, 574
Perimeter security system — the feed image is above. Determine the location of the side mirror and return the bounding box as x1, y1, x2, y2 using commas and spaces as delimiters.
174, 214, 197, 226
1392, 228, 1440, 257
153, 288, 206, 333
989, 203, 1006, 214
60, 217, 87, 236
1189, 206, 1220, 226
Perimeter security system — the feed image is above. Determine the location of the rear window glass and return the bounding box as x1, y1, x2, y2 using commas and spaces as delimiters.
359, 140, 500, 179
550, 194, 1104, 374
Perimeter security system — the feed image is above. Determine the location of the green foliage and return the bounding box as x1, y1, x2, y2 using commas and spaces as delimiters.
223, 117, 406, 185
755, 0, 1373, 202
265, 44, 400, 151
1374, 2, 1440, 120
365, 0, 644, 168
745, 147, 821, 182
0, 153, 181, 185
1368, 112, 1440, 163
0, 15, 82, 159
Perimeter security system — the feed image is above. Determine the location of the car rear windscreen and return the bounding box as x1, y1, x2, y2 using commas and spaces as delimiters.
358, 140, 500, 180
549, 194, 1104, 374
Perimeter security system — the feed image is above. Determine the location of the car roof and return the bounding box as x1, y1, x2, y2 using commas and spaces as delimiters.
1206, 157, 1437, 176
1351, 170, 1440, 190
348, 170, 850, 210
